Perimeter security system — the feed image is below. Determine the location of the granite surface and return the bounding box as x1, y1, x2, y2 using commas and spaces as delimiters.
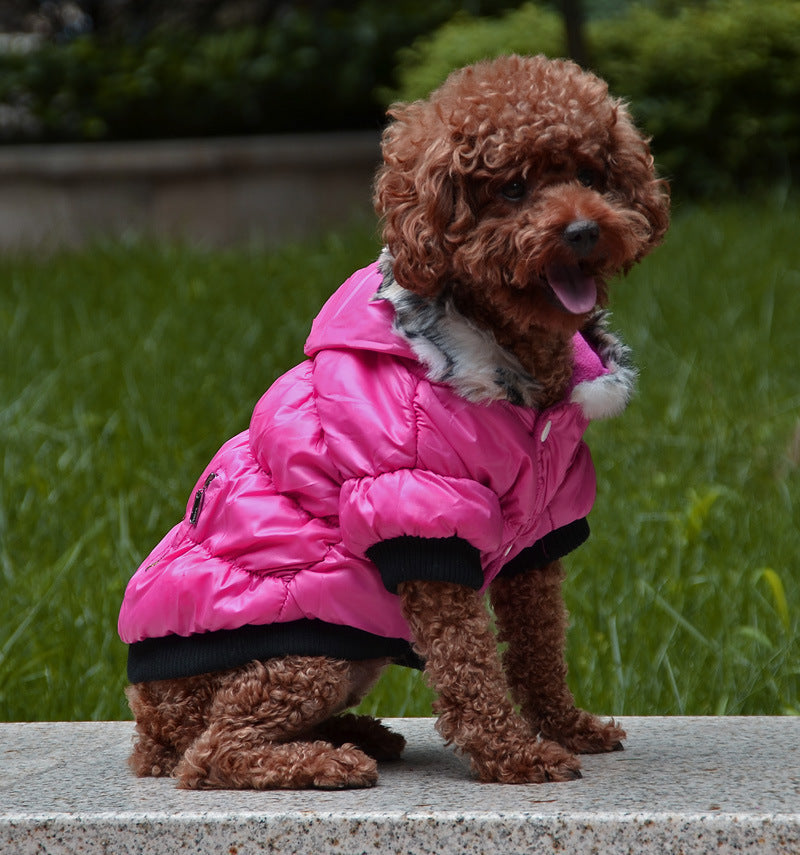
1, 717, 798, 854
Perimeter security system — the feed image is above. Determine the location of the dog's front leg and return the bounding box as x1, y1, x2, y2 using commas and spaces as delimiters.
398, 578, 581, 783
490, 561, 625, 754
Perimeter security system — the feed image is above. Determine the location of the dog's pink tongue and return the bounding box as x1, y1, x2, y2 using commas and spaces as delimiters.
546, 264, 597, 314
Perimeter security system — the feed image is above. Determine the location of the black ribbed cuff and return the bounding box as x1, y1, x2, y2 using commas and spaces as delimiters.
366, 535, 483, 593
499, 518, 590, 578
127, 620, 424, 683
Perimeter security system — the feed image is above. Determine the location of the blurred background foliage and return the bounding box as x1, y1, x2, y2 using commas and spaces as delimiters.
0, 1, 528, 139
390, 0, 800, 197
0, 0, 798, 197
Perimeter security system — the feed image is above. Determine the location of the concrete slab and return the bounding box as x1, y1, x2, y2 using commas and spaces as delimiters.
1, 717, 798, 853
0, 133, 380, 250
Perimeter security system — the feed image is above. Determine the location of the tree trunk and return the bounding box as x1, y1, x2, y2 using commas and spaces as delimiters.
562, 0, 590, 68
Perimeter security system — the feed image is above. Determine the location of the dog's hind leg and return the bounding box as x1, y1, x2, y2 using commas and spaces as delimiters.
490, 561, 626, 754
126, 673, 222, 777
399, 579, 582, 784
178, 733, 378, 790
173, 656, 379, 789
304, 658, 406, 761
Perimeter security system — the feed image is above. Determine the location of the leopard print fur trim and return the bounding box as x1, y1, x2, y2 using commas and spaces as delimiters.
374, 249, 635, 417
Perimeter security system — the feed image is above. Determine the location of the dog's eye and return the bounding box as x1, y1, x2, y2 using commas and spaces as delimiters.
577, 168, 597, 188
500, 180, 526, 201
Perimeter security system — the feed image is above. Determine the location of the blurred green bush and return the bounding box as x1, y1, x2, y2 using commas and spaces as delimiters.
0, 0, 797, 196
594, 0, 800, 196
0, 15, 392, 140
0, 2, 523, 142
390, 0, 800, 197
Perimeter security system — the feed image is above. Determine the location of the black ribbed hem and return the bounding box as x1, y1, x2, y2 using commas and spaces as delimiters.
127, 619, 423, 683
366, 535, 483, 594
499, 518, 590, 578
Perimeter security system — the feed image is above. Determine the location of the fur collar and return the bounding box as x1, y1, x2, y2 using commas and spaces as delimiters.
375, 249, 636, 418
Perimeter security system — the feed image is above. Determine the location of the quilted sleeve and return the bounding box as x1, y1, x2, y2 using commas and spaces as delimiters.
311, 348, 506, 588
339, 469, 505, 590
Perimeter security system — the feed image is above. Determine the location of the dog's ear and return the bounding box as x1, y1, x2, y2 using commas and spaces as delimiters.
374, 102, 464, 297
608, 103, 671, 259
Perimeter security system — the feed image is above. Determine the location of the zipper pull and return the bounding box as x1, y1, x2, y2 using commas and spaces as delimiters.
189, 472, 216, 526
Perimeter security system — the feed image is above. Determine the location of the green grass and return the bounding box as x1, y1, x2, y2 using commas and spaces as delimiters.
1, 199, 798, 721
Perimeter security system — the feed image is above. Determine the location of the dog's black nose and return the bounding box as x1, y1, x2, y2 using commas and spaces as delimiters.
563, 219, 600, 257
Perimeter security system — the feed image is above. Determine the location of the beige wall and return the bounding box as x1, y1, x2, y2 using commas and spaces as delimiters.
0, 132, 380, 250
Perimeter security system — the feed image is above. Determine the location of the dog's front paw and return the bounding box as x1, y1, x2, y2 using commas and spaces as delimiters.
540, 710, 626, 755
472, 739, 582, 784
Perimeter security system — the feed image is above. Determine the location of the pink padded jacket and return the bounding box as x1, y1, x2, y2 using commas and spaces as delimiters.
119, 256, 635, 682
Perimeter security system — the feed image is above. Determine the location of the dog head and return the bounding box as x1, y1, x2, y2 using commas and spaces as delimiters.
374, 54, 670, 337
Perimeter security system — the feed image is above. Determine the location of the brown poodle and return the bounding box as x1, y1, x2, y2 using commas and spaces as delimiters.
124, 54, 669, 789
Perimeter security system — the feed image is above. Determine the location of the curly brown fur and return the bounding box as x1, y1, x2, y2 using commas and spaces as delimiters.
371, 54, 664, 780
128, 656, 391, 789
490, 563, 625, 754
375, 54, 668, 404
128, 54, 667, 789
398, 579, 581, 783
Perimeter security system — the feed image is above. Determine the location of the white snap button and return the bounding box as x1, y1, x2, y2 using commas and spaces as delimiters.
540, 420, 552, 442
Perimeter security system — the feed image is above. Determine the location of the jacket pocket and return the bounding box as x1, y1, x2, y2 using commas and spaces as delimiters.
189, 471, 217, 526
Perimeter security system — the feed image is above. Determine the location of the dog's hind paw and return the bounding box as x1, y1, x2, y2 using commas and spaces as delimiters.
309, 743, 380, 789
175, 739, 378, 790
315, 713, 406, 761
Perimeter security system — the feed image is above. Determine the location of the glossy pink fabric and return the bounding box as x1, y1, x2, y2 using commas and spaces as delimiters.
118, 262, 608, 646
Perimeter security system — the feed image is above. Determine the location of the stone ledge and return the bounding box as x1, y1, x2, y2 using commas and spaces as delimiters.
0, 133, 381, 178
0, 132, 380, 249
1, 717, 798, 854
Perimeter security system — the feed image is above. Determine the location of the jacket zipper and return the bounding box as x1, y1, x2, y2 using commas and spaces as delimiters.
189, 472, 217, 526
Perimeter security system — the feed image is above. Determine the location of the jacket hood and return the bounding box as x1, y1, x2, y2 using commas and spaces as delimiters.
305, 251, 636, 418
305, 261, 416, 361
